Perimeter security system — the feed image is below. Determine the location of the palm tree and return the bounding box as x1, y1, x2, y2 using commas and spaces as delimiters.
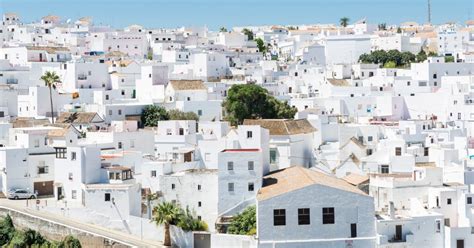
40, 71, 61, 124
152, 202, 181, 247
340, 17, 350, 27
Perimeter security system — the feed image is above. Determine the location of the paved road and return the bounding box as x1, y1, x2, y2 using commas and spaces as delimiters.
0, 199, 162, 248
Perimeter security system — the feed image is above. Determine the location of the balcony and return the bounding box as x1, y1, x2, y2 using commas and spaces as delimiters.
6, 78, 18, 84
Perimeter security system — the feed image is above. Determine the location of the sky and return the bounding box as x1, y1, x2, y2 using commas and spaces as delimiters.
0, 0, 473, 30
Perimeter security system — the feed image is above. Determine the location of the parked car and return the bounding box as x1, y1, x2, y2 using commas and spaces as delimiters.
7, 189, 37, 200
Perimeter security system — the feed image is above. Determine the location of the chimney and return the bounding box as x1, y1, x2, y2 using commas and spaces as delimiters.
389, 201, 395, 219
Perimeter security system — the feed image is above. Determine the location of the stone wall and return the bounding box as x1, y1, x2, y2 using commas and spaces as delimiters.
0, 206, 130, 248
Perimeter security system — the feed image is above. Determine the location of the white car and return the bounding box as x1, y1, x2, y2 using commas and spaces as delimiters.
7, 189, 37, 200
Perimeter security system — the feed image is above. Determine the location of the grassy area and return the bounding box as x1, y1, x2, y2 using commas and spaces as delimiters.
0, 214, 82, 248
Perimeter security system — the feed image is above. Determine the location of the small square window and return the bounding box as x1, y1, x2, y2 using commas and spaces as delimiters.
151, 170, 156, 177
447, 198, 452, 205
105, 193, 111, 201
248, 182, 254, 192
247, 131, 253, 138
171, 184, 175, 190
248, 161, 254, 171
198, 201, 202, 207
227, 162, 234, 171
228, 183, 234, 192
322, 207, 335, 224
197, 185, 201, 191
273, 209, 286, 226
468, 197, 472, 204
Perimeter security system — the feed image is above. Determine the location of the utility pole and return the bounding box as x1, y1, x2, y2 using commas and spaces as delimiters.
428, 0, 432, 24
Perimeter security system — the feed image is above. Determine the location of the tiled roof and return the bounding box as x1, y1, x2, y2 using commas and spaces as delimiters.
257, 166, 367, 201
26, 46, 70, 54
56, 112, 101, 124
243, 119, 316, 135
169, 80, 206, 91
11, 118, 50, 128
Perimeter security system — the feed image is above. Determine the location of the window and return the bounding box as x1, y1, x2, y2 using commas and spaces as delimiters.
367, 149, 373, 156
71, 152, 76, 161
108, 110, 112, 115
247, 131, 253, 138
55, 148, 67, 159
248, 161, 254, 171
118, 109, 122, 115
424, 147, 429, 156
298, 208, 310, 225
395, 147, 402, 156
367, 136, 373, 142
105, 193, 111, 202
380, 165, 389, 174
197, 185, 201, 191
322, 207, 335, 224
68, 173, 73, 180
151, 170, 156, 177
38, 166, 49, 174
227, 162, 234, 171
447, 198, 452, 205
105, 95, 109, 100
171, 184, 175, 190
71, 190, 77, 199
187, 97, 191, 101
445, 218, 450, 227
118, 142, 122, 149
273, 209, 286, 226
248, 182, 254, 192
468, 197, 472, 204
228, 183, 234, 192
436, 220, 441, 233
351, 223, 357, 238
270, 149, 277, 164
198, 110, 202, 116
198, 201, 202, 207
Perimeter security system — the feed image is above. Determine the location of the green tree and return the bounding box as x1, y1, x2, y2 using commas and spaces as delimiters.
147, 50, 153, 60
445, 55, 455, 63
416, 49, 427, 62
24, 229, 46, 246
0, 215, 15, 246
340, 17, 350, 27
7, 231, 26, 248
176, 206, 208, 232
401, 51, 416, 66
242, 28, 254, 41
219, 27, 228, 32
40, 71, 61, 124
255, 38, 266, 53
168, 109, 199, 121
397, 27, 402, 33
383, 61, 397, 68
222, 84, 297, 126
227, 206, 256, 235
152, 202, 182, 247
141, 105, 169, 127
58, 235, 81, 248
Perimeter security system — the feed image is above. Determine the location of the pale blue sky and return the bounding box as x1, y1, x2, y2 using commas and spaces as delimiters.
1, 0, 473, 29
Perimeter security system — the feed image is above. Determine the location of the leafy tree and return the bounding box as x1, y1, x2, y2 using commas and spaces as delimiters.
359, 50, 416, 67
147, 50, 153, 60
227, 206, 256, 235
176, 206, 208, 232
428, 51, 438, 56
24, 229, 46, 246
401, 51, 416, 65
168, 109, 199, 121
222, 84, 297, 126
416, 49, 427, 62
40, 71, 61, 124
383, 61, 397, 68
255, 38, 266, 53
7, 231, 26, 248
445, 55, 455, 63
152, 202, 182, 247
397, 27, 402, 33
287, 26, 297, 30
219, 27, 228, 32
141, 105, 169, 127
242, 28, 254, 41
58, 235, 81, 248
339, 17, 350, 27
0, 215, 15, 246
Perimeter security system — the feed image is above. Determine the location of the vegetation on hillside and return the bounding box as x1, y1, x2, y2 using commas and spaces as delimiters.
0, 215, 82, 248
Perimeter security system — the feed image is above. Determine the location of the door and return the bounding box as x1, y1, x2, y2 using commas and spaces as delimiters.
34, 181, 54, 196
39, 53, 43, 62
193, 233, 210, 248
57, 187, 63, 200
395, 225, 402, 241
457, 239, 464, 248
